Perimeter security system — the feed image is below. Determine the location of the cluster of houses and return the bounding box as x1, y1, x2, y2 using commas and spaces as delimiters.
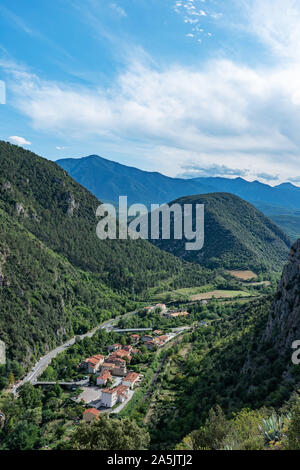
144, 303, 190, 320
81, 343, 139, 380
101, 372, 140, 408
80, 343, 141, 417
145, 303, 167, 313
80, 323, 178, 420
140, 332, 170, 350
165, 310, 189, 319
82, 370, 140, 422
128, 330, 171, 351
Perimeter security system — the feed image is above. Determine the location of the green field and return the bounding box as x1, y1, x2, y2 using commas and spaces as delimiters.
149, 285, 252, 302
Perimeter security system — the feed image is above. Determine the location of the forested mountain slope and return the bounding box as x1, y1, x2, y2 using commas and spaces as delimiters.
0, 141, 212, 366
153, 239, 300, 448
150, 193, 290, 272
0, 141, 212, 293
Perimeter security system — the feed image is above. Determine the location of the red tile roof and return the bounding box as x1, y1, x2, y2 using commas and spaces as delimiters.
83, 355, 104, 366
97, 370, 112, 381
169, 311, 189, 317
102, 384, 129, 396
110, 349, 131, 359
123, 372, 139, 383
83, 408, 100, 416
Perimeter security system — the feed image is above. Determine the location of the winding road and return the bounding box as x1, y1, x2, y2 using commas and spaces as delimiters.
11, 317, 119, 395
11, 313, 191, 396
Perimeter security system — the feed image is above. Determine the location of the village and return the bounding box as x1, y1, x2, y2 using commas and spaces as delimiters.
78, 304, 191, 422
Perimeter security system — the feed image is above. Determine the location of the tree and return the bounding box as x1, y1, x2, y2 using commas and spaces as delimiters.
8, 372, 15, 386
5, 422, 39, 450
285, 400, 300, 449
176, 406, 231, 450
18, 383, 43, 409
64, 415, 150, 450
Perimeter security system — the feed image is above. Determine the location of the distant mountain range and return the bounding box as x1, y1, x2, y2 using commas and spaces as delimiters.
57, 155, 300, 239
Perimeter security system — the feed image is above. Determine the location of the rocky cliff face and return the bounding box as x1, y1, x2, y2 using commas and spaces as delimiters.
0, 340, 5, 365
264, 239, 300, 356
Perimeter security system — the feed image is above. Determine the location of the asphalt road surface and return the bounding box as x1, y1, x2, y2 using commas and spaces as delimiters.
11, 317, 121, 395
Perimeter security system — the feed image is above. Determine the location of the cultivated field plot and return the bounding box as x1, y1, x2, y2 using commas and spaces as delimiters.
190, 290, 251, 301
150, 285, 216, 302
247, 281, 271, 287
227, 270, 258, 281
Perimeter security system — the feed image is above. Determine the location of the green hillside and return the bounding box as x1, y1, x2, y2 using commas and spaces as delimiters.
0, 207, 132, 364
0, 141, 212, 365
149, 297, 299, 449
151, 193, 291, 272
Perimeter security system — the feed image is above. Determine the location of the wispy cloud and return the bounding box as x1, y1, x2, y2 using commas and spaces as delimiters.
243, 0, 300, 61
2, 1, 300, 184
109, 3, 127, 18
179, 163, 250, 179
9, 135, 31, 146
1, 53, 299, 183
0, 5, 37, 37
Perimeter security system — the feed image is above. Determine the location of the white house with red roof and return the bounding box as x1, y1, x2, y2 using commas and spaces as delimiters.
96, 370, 112, 386
109, 349, 132, 362
81, 354, 105, 374
166, 311, 189, 318
101, 384, 129, 408
153, 330, 163, 336
122, 372, 140, 389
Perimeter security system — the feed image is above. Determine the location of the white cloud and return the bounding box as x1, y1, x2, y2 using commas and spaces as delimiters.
2, 55, 300, 183
109, 3, 127, 18
3, 1, 300, 184
173, 0, 209, 42
244, 0, 300, 61
9, 136, 31, 146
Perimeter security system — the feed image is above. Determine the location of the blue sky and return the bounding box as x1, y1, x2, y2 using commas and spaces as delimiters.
1, 0, 300, 184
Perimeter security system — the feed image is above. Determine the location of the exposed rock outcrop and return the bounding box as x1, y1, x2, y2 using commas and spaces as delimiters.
0, 248, 10, 287
0, 410, 5, 429
1, 181, 11, 191
15, 202, 26, 216
66, 192, 80, 216
0, 340, 6, 365
263, 239, 300, 356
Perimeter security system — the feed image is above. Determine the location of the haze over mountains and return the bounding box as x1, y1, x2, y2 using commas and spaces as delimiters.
57, 155, 300, 240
